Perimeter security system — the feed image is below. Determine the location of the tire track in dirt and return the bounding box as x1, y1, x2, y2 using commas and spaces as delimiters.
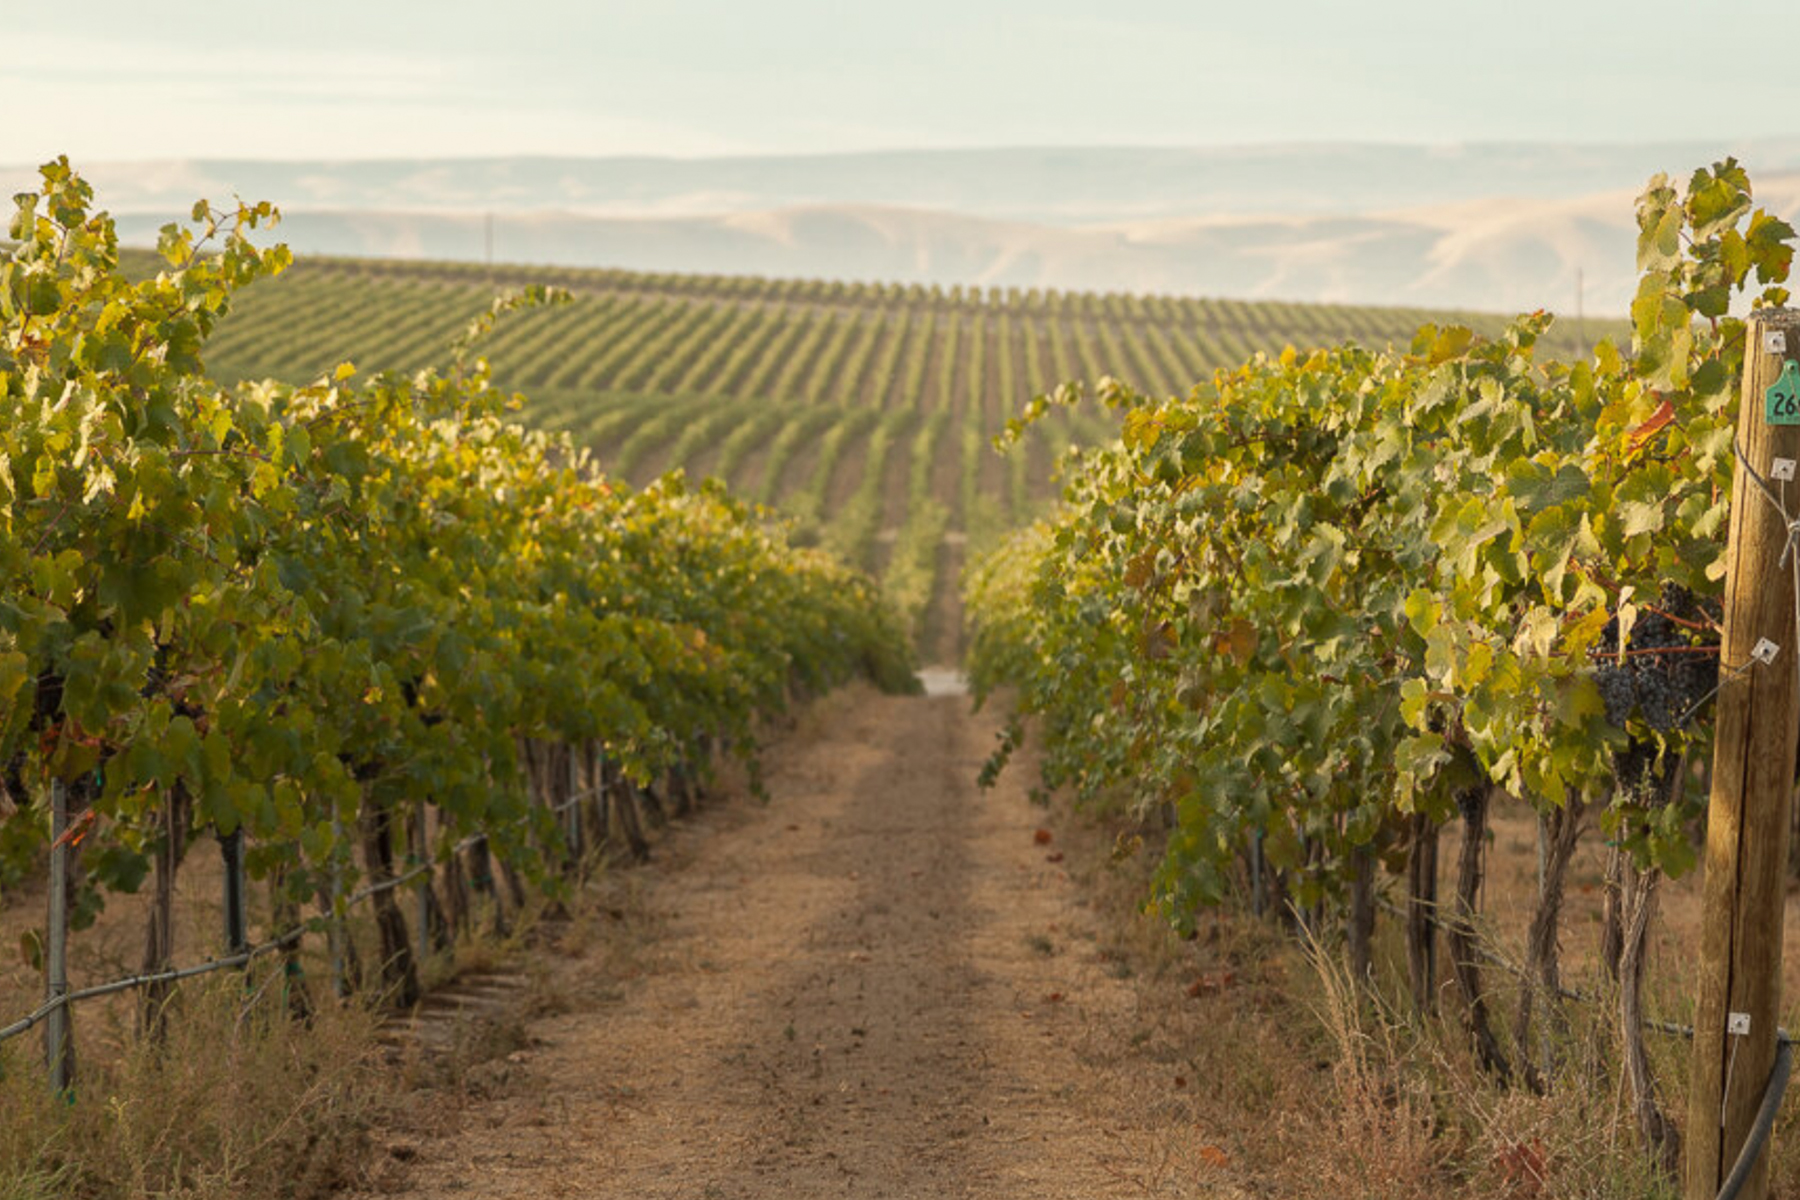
360, 686, 1237, 1199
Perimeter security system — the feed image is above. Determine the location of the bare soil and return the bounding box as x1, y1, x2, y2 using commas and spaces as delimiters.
353, 685, 1243, 1199
9, 674, 1778, 1197
976, 326, 1010, 513
866, 416, 919, 579
919, 538, 967, 667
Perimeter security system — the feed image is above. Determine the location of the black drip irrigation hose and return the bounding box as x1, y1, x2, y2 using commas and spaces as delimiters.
1717, 1037, 1794, 1200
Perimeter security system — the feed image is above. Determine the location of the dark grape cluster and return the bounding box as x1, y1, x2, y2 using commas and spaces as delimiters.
1591, 585, 1720, 733
1613, 735, 1676, 804
1595, 666, 1636, 726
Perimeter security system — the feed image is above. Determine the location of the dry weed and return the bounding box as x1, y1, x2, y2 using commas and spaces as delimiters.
0, 968, 392, 1199
1047, 783, 1723, 1200
1299, 932, 1453, 1199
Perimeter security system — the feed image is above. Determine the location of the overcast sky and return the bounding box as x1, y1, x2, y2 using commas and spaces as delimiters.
6, 0, 1797, 162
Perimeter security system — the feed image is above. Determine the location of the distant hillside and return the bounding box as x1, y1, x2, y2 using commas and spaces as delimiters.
15, 143, 1800, 315
19, 142, 1800, 221
198, 253, 1620, 663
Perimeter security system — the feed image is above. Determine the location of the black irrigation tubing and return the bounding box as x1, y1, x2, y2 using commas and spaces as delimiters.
1720, 1039, 1794, 1200
0, 781, 614, 1047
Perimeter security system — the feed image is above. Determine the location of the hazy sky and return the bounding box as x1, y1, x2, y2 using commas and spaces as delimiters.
6, 0, 1798, 162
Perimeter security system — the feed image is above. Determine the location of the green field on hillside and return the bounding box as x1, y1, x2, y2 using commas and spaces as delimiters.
195, 253, 1617, 663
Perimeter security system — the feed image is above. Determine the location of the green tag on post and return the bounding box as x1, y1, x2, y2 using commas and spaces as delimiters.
1768, 360, 1800, 426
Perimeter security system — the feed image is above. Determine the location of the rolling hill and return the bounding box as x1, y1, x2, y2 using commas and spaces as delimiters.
25, 143, 1800, 313
195, 252, 1620, 664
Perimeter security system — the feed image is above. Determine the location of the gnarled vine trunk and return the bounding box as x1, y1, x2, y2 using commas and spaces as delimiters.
1617, 852, 1679, 1175
606, 758, 651, 862
139, 782, 190, 1038
1406, 812, 1439, 1015
269, 863, 313, 1022
359, 795, 421, 1007
1610, 746, 1683, 1177
1448, 783, 1511, 1083
1346, 844, 1375, 985
1513, 794, 1585, 1093
465, 834, 508, 937
667, 762, 696, 819
409, 807, 453, 955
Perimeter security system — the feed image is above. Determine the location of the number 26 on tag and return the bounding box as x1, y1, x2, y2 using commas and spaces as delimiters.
1767, 360, 1800, 426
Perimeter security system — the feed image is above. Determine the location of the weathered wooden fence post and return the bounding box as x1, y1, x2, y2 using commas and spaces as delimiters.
1687, 308, 1800, 1200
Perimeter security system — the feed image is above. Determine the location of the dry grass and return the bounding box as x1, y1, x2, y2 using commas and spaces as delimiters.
1301, 935, 1451, 1197
12, 704, 1791, 1199
1043, 784, 1769, 1200
0, 863, 613, 1198
1299, 932, 1692, 1200
0, 968, 392, 1200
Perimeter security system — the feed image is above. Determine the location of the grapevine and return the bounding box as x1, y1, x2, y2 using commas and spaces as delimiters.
965, 159, 1797, 1151
0, 160, 919, 973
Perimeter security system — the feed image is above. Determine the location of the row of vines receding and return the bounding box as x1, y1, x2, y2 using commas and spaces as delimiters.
965, 159, 1797, 1180
0, 158, 918, 1089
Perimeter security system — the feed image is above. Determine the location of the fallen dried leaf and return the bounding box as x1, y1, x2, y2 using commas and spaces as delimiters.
1185, 971, 1237, 998
1493, 1138, 1548, 1196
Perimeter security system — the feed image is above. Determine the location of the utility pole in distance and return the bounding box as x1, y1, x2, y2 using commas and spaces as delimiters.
1687, 307, 1800, 1200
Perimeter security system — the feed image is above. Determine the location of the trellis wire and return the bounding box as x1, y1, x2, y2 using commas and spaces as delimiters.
1368, 879, 1793, 1200
1368, 892, 1791, 1047
0, 929, 305, 1044
0, 779, 613, 1050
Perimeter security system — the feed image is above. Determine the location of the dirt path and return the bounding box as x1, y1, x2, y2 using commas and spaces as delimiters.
361, 685, 1235, 1199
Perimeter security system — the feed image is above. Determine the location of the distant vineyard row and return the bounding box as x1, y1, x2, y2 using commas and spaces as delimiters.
191, 250, 1622, 662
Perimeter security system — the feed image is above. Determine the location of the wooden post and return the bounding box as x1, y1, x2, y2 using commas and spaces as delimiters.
1687, 308, 1800, 1200
412, 806, 430, 958
327, 813, 348, 998
564, 745, 583, 869
220, 827, 249, 958
45, 778, 73, 1094
1407, 813, 1439, 1016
